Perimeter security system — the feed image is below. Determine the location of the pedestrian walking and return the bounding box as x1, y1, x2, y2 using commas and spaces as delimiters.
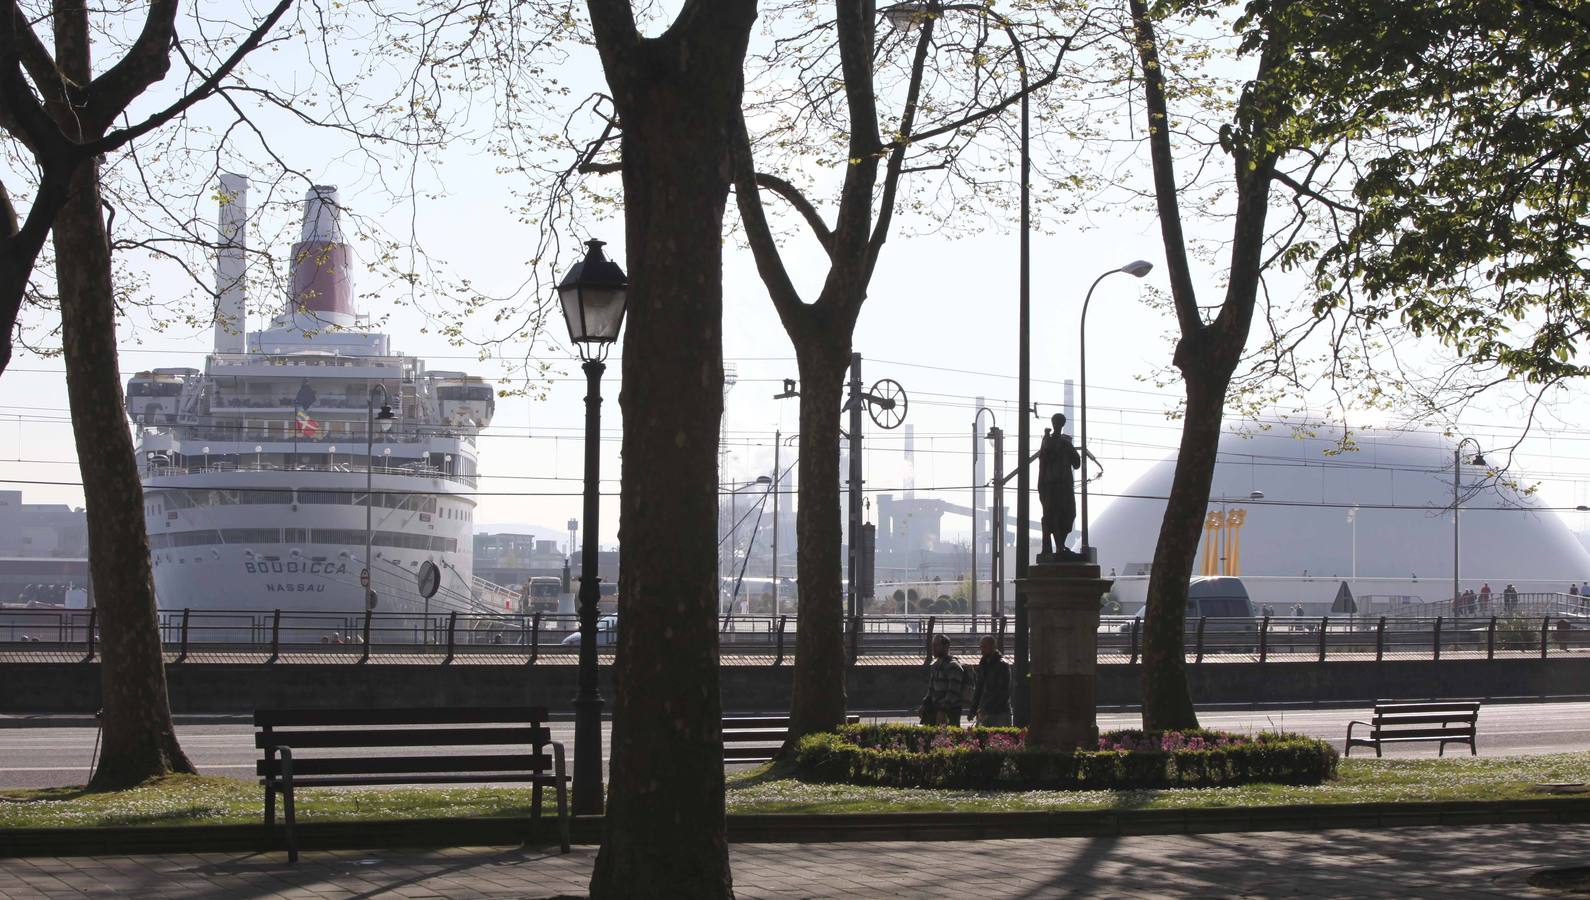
1503, 584, 1519, 611
968, 636, 1012, 727
1479, 583, 1492, 614
1571, 583, 1580, 598
920, 634, 967, 727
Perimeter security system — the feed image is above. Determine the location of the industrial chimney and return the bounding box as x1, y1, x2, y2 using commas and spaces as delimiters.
213, 174, 248, 353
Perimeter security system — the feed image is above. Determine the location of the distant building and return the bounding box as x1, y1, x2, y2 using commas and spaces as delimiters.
0, 491, 90, 605
473, 532, 568, 587
0, 491, 87, 558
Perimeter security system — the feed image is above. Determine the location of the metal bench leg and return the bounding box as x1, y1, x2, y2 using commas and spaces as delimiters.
553, 743, 570, 854
531, 781, 543, 845
1375, 741, 1382, 759
280, 749, 299, 864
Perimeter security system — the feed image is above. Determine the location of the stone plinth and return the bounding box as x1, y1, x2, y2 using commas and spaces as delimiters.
1018, 561, 1112, 751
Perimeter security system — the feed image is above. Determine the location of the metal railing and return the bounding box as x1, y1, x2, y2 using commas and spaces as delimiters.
4, 608, 1589, 665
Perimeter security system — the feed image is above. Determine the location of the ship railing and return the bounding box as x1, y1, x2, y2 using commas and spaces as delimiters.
143, 461, 476, 487
7, 609, 1590, 665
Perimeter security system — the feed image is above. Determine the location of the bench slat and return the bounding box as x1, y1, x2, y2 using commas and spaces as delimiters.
1373, 702, 1481, 715
259, 753, 549, 777
266, 773, 564, 788
255, 707, 548, 727
254, 726, 550, 750
1371, 714, 1477, 726
1367, 728, 1475, 740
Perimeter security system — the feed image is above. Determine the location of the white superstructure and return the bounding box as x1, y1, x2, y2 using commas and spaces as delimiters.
128, 182, 496, 615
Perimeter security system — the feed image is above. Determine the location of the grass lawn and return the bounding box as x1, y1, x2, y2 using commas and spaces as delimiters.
4, 754, 1590, 829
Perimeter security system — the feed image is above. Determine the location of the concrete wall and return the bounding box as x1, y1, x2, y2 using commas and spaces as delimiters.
6, 657, 1590, 715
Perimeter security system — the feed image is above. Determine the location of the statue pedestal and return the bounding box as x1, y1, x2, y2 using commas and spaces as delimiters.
1018, 561, 1112, 751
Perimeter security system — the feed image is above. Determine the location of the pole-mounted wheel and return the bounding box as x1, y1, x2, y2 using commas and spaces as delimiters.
866, 379, 907, 429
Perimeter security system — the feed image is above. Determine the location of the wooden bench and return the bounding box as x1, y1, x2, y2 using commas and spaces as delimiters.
722, 715, 861, 763
1345, 701, 1481, 758
255, 706, 569, 862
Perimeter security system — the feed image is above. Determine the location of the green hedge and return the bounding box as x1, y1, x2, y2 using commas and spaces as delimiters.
793, 724, 1338, 791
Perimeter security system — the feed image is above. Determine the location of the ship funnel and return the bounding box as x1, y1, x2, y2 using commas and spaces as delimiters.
213, 174, 248, 353
288, 184, 355, 321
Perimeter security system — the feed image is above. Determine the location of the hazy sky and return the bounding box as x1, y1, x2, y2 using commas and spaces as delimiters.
3, 3, 1588, 552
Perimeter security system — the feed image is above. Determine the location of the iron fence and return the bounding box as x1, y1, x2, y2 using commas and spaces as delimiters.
4, 607, 1589, 665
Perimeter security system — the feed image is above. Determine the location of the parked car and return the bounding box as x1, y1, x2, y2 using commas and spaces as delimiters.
1107, 577, 1256, 637
560, 615, 618, 647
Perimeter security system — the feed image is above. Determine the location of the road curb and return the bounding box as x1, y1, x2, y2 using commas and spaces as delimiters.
5, 797, 1590, 858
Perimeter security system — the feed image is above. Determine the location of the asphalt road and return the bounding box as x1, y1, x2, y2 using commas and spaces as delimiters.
5, 701, 1590, 790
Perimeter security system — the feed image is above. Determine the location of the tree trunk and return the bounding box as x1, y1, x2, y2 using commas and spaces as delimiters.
588, 10, 755, 897
1140, 363, 1230, 731
53, 160, 193, 789
783, 338, 852, 745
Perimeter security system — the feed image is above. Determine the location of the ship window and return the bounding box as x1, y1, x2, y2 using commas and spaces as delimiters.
285, 528, 308, 543
299, 490, 358, 505
241, 490, 292, 505
168, 529, 223, 547
128, 381, 182, 398
221, 528, 280, 544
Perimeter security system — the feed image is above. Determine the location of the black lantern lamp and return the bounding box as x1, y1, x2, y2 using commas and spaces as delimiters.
557, 239, 629, 359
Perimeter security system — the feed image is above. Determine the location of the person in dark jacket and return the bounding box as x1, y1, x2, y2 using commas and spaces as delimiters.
922, 634, 967, 726
968, 636, 1012, 727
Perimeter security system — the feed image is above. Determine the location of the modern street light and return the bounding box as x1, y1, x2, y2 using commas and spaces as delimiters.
887, 0, 1036, 726
364, 383, 396, 610
972, 407, 997, 615
1452, 438, 1488, 609
1078, 260, 1153, 559
556, 237, 628, 817
1346, 506, 1359, 591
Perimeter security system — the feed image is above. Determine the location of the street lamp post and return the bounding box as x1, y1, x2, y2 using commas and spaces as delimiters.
1346, 506, 1359, 591
364, 384, 396, 610
883, 0, 1034, 724
556, 238, 629, 817
1078, 261, 1153, 559
1453, 438, 1488, 609
972, 407, 997, 615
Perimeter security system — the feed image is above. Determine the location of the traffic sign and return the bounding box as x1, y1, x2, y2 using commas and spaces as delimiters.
359, 568, 371, 588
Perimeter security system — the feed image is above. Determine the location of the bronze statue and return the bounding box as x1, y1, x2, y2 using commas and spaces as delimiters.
1037, 413, 1082, 560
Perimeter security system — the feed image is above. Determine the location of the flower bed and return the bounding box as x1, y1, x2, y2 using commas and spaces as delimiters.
793, 724, 1338, 791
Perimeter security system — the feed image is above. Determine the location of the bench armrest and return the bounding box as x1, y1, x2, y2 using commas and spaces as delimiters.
549, 741, 567, 780
1345, 720, 1372, 742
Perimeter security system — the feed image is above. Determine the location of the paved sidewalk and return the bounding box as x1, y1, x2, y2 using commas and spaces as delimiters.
1, 824, 1582, 897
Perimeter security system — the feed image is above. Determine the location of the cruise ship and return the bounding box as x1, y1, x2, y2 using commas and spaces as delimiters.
127, 178, 506, 616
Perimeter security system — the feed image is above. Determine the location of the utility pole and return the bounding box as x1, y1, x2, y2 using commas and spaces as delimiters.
989, 425, 1005, 617
846, 352, 864, 619
766, 432, 772, 616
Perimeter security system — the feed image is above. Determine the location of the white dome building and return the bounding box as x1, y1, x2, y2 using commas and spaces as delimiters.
1089, 424, 1590, 615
